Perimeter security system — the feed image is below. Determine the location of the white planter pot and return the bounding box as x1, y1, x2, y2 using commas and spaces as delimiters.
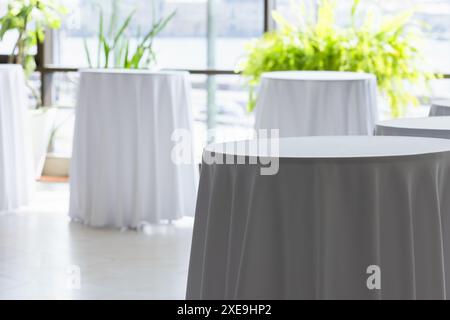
29, 107, 57, 179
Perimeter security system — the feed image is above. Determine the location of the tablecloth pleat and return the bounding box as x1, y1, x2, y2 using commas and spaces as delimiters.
187, 152, 450, 299
429, 100, 450, 117
254, 71, 378, 137
0, 65, 34, 212
69, 70, 198, 228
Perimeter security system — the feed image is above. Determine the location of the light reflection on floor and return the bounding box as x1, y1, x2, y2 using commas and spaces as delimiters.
0, 182, 194, 300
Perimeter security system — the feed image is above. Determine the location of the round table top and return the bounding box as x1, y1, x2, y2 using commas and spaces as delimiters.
261, 71, 375, 81
205, 136, 450, 159
377, 116, 450, 131
0, 64, 22, 72
79, 68, 188, 77
432, 99, 450, 108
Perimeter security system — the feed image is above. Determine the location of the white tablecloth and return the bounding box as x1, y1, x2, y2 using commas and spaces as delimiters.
187, 136, 450, 299
69, 69, 198, 228
429, 99, 450, 117
376, 117, 450, 139
254, 71, 378, 137
0, 65, 33, 212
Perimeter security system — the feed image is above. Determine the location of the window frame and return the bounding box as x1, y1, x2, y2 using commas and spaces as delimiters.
1, 0, 449, 106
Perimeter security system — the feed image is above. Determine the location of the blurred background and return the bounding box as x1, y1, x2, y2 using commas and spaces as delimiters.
1, 0, 449, 170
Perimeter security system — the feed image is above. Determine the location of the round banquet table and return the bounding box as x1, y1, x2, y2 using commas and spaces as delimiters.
0, 64, 34, 212
376, 116, 450, 139
187, 136, 450, 300
69, 69, 198, 228
254, 71, 378, 137
429, 99, 450, 117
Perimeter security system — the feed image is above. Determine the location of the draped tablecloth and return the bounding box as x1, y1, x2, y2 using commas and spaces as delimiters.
69, 69, 198, 228
376, 117, 450, 139
429, 99, 450, 117
0, 64, 34, 212
187, 136, 450, 299
254, 71, 378, 137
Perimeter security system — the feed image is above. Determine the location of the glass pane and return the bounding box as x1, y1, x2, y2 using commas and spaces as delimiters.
214, 0, 264, 69
51, 0, 264, 150
274, 0, 450, 74
274, 0, 317, 25
56, 0, 207, 68
273, 0, 450, 117
345, 0, 450, 74
0, 2, 18, 55
56, 0, 264, 70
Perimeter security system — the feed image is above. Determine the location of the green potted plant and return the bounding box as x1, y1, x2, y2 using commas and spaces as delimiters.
238, 0, 438, 117
0, 0, 67, 177
83, 1, 176, 70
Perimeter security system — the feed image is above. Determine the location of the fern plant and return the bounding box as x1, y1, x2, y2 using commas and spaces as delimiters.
238, 0, 437, 117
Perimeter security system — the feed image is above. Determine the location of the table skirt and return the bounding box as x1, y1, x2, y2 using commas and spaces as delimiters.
429, 100, 450, 117
0, 65, 34, 211
187, 153, 450, 299
254, 73, 378, 137
69, 70, 198, 228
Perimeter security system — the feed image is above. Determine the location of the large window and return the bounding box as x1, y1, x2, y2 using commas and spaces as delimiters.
275, 0, 450, 73
275, 0, 450, 101
2, 1, 449, 156
48, 0, 265, 155
53, 0, 264, 70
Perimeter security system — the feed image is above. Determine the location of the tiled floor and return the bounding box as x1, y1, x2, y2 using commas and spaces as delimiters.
0, 183, 193, 300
